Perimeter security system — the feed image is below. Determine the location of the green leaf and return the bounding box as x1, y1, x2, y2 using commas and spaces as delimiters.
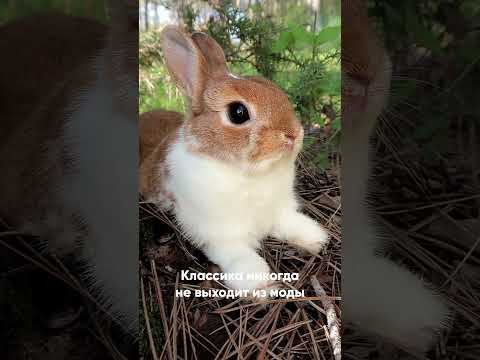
331, 118, 341, 131
291, 24, 315, 48
319, 71, 341, 95
311, 113, 323, 125
272, 31, 294, 53
401, 2, 443, 55
314, 152, 330, 170
415, 24, 443, 55
314, 26, 340, 46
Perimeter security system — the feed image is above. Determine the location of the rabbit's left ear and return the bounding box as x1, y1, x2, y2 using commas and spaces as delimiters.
161, 27, 229, 114
191, 32, 228, 76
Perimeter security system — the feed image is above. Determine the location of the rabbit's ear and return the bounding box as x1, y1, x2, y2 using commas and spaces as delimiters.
161, 27, 230, 113
161, 26, 209, 111
191, 32, 228, 76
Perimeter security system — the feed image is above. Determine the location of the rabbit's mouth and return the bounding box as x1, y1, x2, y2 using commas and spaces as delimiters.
247, 153, 285, 173
249, 143, 301, 172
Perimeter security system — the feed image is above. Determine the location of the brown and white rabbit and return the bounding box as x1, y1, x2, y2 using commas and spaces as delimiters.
140, 27, 329, 294
0, 1, 138, 335
342, 0, 450, 354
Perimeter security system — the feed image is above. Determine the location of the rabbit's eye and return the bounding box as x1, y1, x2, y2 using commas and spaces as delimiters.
227, 102, 250, 125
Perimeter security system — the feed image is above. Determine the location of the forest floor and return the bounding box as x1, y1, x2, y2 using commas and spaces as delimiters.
0, 239, 115, 359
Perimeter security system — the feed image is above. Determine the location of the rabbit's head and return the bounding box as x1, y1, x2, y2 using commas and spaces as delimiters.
342, 0, 391, 135
161, 26, 303, 173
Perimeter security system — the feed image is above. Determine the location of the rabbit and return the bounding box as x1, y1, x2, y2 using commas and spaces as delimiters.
139, 26, 329, 295
0, 0, 138, 336
342, 0, 451, 354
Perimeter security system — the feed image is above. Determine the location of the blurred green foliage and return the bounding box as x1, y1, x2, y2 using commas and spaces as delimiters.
0, 0, 107, 22
140, 0, 341, 167
368, 0, 480, 160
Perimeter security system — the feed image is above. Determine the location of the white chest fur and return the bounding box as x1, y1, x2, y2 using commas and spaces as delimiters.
165, 134, 297, 248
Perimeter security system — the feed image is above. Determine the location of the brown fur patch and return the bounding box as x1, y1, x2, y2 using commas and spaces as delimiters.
342, 0, 386, 83
139, 110, 182, 198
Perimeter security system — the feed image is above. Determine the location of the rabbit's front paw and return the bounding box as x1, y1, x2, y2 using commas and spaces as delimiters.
288, 218, 329, 254
274, 211, 329, 255
295, 224, 329, 254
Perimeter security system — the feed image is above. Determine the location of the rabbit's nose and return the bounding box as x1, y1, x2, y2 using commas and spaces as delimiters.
285, 134, 296, 142
284, 134, 297, 149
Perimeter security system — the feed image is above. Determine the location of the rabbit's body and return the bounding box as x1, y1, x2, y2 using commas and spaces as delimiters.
0, 2, 138, 334
140, 28, 329, 293
342, 0, 450, 353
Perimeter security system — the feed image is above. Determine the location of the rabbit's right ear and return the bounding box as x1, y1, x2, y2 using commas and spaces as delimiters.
191, 32, 228, 75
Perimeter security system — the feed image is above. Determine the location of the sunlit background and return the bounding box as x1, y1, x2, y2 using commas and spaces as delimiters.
139, 0, 339, 30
